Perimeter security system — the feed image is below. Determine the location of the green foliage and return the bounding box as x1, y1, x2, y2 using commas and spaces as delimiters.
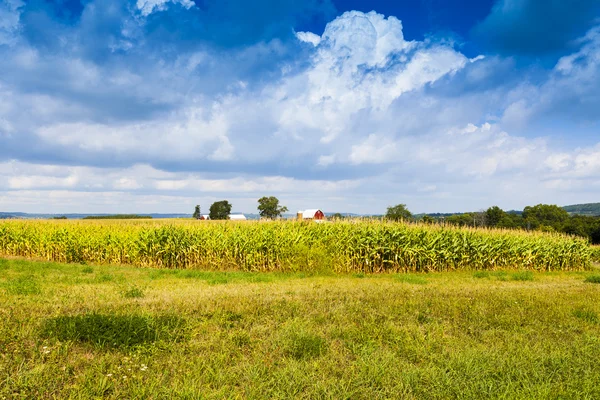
209, 200, 232, 220
421, 215, 435, 224
257, 196, 288, 219
192, 205, 201, 220
53, 216, 68, 220
585, 275, 600, 284
385, 204, 412, 221
41, 313, 186, 348
485, 206, 506, 227
523, 204, 570, 229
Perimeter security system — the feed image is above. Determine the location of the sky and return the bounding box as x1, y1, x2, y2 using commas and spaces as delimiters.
1, 0, 600, 215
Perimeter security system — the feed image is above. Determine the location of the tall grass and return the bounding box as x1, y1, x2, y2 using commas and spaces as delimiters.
0, 220, 591, 272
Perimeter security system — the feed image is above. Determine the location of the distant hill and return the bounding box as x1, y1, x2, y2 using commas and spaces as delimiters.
563, 203, 600, 216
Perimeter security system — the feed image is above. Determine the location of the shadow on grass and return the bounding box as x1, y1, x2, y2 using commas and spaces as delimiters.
41, 313, 186, 348
585, 275, 600, 284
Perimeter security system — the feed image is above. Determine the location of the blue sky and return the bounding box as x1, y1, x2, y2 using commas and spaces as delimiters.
0, 0, 599, 214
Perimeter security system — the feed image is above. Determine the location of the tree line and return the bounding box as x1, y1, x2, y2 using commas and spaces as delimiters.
385, 203, 600, 244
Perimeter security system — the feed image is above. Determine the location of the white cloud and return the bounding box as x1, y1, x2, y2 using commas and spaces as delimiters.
136, 0, 195, 16
0, 0, 23, 46
1, 10, 600, 214
296, 31, 321, 46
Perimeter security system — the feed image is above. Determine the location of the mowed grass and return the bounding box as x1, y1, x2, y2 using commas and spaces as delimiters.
1, 258, 600, 399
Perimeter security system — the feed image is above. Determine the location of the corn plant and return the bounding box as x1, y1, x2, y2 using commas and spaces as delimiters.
0, 219, 592, 272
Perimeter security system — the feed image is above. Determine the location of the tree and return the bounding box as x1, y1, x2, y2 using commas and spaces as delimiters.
257, 196, 288, 219
209, 200, 232, 220
421, 215, 435, 224
386, 204, 412, 221
193, 205, 201, 219
485, 206, 506, 227
522, 204, 569, 230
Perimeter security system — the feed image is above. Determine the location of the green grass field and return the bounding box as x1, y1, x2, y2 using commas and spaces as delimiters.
2, 257, 600, 399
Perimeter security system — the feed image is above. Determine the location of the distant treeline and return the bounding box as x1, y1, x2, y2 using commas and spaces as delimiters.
422, 204, 600, 245
82, 215, 152, 220
563, 203, 600, 216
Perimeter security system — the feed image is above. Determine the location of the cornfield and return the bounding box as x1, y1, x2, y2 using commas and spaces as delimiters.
0, 219, 592, 272
592, 246, 600, 263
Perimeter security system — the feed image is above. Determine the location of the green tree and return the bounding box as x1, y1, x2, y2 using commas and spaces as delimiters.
386, 204, 412, 221
192, 205, 201, 219
421, 215, 435, 224
522, 204, 569, 230
257, 196, 288, 219
485, 206, 506, 227
209, 200, 232, 220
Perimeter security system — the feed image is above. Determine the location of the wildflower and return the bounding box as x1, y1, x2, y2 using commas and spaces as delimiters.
106, 374, 113, 377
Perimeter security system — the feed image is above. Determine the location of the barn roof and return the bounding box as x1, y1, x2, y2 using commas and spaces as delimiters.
229, 214, 247, 220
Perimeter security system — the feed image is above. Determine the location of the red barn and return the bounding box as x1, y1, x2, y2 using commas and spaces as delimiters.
300, 209, 326, 220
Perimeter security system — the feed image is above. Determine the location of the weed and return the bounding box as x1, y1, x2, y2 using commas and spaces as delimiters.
81, 266, 94, 274
473, 271, 490, 279
122, 285, 144, 299
573, 309, 599, 324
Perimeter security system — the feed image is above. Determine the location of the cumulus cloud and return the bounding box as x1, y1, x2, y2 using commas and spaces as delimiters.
0, 5, 599, 213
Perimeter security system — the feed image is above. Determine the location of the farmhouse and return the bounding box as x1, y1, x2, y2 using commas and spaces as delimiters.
229, 214, 247, 221
198, 214, 210, 220
298, 209, 326, 221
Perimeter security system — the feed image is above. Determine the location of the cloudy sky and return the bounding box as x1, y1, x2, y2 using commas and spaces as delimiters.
1, 0, 599, 214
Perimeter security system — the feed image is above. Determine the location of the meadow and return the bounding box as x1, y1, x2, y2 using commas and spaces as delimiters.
1, 220, 598, 398
1, 258, 600, 399
0, 219, 592, 272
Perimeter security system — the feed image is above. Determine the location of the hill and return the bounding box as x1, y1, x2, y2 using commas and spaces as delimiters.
563, 203, 600, 216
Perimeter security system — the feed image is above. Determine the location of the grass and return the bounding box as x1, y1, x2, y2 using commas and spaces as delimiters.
585, 275, 600, 284
1, 257, 600, 399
